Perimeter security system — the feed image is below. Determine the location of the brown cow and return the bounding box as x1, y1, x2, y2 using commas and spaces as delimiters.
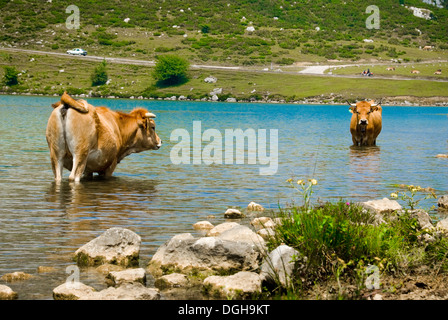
46, 92, 162, 182
348, 100, 382, 147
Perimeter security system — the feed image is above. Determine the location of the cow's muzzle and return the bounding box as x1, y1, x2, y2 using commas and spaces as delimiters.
359, 119, 368, 125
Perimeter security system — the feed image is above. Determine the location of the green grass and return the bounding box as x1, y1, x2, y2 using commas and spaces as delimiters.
328, 62, 448, 80
266, 199, 448, 298
1, 49, 448, 102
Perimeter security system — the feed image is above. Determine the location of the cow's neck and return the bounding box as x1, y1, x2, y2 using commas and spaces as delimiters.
115, 115, 141, 161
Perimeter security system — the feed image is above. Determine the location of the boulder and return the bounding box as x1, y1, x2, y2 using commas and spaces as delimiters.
193, 221, 214, 230
261, 244, 307, 288
359, 198, 402, 214
216, 225, 266, 249
224, 208, 245, 219
251, 217, 274, 230
207, 222, 240, 237
79, 283, 160, 300
147, 233, 262, 276
0, 284, 18, 300
226, 97, 237, 103
209, 87, 222, 96
408, 209, 433, 230
437, 218, 448, 233
204, 76, 217, 83
438, 195, 448, 210
257, 228, 276, 240
247, 202, 265, 212
154, 273, 189, 289
53, 282, 96, 300
74, 227, 141, 267
106, 268, 146, 286
203, 271, 262, 299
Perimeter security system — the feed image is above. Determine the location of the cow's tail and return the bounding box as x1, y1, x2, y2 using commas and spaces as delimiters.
51, 91, 89, 114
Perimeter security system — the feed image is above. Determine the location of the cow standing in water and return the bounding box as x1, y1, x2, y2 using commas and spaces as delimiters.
46, 92, 162, 182
348, 100, 382, 147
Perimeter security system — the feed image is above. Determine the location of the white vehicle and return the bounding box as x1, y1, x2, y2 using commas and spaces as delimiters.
66, 48, 87, 56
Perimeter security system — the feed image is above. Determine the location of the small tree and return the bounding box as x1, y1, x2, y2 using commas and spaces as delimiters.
152, 54, 189, 86
91, 59, 108, 86
3, 66, 19, 86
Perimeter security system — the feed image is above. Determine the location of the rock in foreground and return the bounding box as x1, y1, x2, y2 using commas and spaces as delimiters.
203, 271, 262, 299
74, 227, 141, 267
0, 284, 18, 300
147, 233, 262, 277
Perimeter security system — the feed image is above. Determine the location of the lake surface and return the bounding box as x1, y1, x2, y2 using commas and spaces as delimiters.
0, 95, 447, 299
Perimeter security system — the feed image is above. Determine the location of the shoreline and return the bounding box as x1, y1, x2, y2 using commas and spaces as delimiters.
2, 91, 448, 107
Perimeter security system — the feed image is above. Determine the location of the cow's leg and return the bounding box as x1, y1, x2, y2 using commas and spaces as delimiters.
352, 135, 359, 146
102, 159, 118, 178
69, 149, 89, 183
49, 147, 65, 183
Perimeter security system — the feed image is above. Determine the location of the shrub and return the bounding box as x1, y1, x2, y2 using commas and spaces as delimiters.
91, 60, 108, 87
152, 54, 189, 86
3, 66, 19, 86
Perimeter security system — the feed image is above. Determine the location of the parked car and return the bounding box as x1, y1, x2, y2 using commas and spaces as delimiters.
67, 48, 87, 56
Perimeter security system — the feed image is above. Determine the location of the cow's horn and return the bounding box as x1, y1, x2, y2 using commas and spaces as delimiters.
347, 100, 357, 107
145, 112, 156, 118
371, 99, 382, 107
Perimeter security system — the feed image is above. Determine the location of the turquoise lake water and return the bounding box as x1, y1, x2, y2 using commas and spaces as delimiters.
0, 95, 447, 299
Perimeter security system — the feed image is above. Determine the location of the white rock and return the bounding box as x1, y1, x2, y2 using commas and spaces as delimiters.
247, 201, 265, 212
193, 221, 214, 230
74, 227, 141, 267
0, 284, 18, 300
207, 222, 240, 237
224, 208, 244, 218
106, 268, 146, 286
204, 76, 217, 83
53, 282, 96, 300
203, 271, 262, 299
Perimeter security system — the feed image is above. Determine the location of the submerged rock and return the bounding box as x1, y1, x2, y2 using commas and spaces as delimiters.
74, 227, 141, 267
0, 271, 33, 282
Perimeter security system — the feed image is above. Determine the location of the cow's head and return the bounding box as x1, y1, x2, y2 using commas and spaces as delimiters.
348, 100, 381, 127
131, 108, 162, 150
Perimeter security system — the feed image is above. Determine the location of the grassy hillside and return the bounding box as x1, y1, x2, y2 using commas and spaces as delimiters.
1, 49, 448, 105
0, 0, 447, 65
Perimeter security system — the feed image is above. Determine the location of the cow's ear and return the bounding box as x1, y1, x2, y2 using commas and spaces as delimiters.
347, 101, 356, 113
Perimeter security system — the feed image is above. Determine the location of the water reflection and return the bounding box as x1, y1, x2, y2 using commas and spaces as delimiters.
45, 177, 159, 216
348, 146, 382, 201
